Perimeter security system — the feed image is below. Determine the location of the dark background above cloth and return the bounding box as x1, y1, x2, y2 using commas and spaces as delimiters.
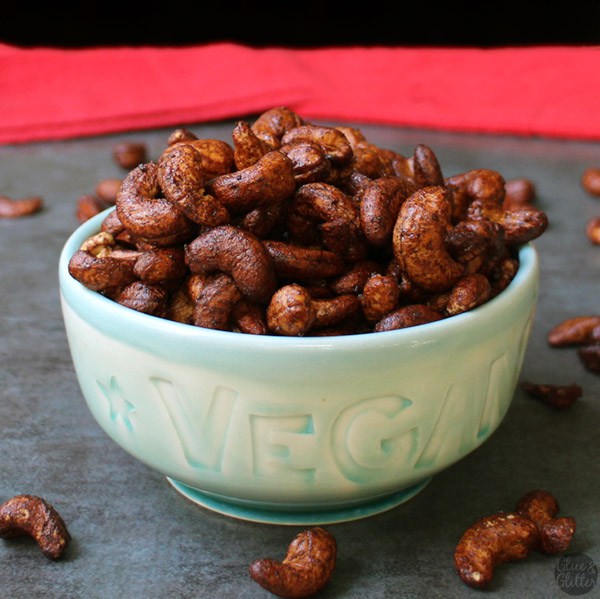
2, 1, 600, 48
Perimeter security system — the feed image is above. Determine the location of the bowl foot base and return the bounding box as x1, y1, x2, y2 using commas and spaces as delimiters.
166, 477, 432, 525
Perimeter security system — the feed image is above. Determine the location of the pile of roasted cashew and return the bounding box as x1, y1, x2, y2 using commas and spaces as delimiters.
68, 107, 548, 336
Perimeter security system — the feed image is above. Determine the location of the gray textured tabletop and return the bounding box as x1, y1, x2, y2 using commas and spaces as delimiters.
1, 121, 599, 599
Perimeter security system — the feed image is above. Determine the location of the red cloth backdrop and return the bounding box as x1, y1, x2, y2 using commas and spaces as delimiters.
1, 42, 599, 144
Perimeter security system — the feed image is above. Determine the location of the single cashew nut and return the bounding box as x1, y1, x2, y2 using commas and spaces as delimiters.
361, 274, 400, 322
454, 512, 538, 588
359, 176, 418, 247
157, 142, 230, 226
516, 490, 576, 554
207, 151, 296, 214
192, 272, 243, 331
184, 225, 276, 303
281, 124, 353, 166
445, 273, 491, 316
0, 195, 44, 218
374, 304, 444, 332
412, 144, 444, 188
280, 141, 331, 184
0, 494, 71, 560
133, 247, 187, 284
393, 186, 464, 292
266, 284, 316, 336
312, 294, 361, 330
232, 120, 271, 170
251, 106, 304, 149
116, 281, 169, 317
116, 162, 197, 246
547, 315, 600, 347
68, 234, 140, 293
249, 527, 337, 599
264, 240, 345, 281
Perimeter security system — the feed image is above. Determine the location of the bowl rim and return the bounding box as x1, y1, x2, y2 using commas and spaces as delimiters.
59, 207, 539, 353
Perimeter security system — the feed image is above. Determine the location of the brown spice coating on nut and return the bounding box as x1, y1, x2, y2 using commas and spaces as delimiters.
76, 194, 110, 223
361, 274, 400, 322
133, 247, 187, 284
116, 163, 197, 247
547, 315, 600, 347
350, 141, 396, 178
116, 281, 169, 317
578, 344, 600, 374
503, 177, 536, 209
394, 186, 465, 292
515, 490, 576, 554
446, 273, 491, 316
185, 225, 276, 304
312, 294, 361, 329
193, 273, 242, 331
454, 512, 538, 588
330, 260, 381, 295
167, 127, 198, 146
521, 382, 583, 410
264, 240, 345, 281
249, 527, 337, 599
359, 176, 417, 247
232, 300, 268, 335
157, 142, 230, 227
113, 141, 147, 170
251, 106, 304, 149
446, 168, 506, 222
95, 178, 123, 205
581, 167, 600, 197
281, 124, 353, 166
267, 284, 316, 336
413, 144, 444, 188
68, 249, 139, 292
0, 494, 71, 560
280, 141, 331, 184
207, 151, 296, 214
374, 304, 444, 332
232, 120, 271, 170
0, 195, 44, 218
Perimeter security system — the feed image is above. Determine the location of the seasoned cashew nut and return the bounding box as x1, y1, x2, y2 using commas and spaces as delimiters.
192, 272, 243, 331
68, 233, 140, 293
516, 490, 576, 554
157, 142, 230, 226
184, 225, 276, 303
0, 195, 44, 218
116, 162, 197, 246
232, 300, 268, 335
133, 247, 187, 284
0, 494, 71, 560
251, 106, 304, 149
281, 124, 353, 167
263, 240, 345, 281
412, 144, 444, 188
374, 304, 444, 332
267, 284, 316, 336
232, 120, 271, 170
361, 274, 400, 322
350, 141, 396, 178
331, 260, 382, 295
547, 315, 600, 347
445, 273, 491, 316
445, 168, 506, 222
280, 141, 331, 184
116, 281, 169, 317
312, 294, 361, 329
521, 381, 583, 410
359, 176, 418, 247
454, 512, 538, 588
393, 186, 464, 292
249, 527, 337, 599
207, 150, 296, 214
288, 182, 360, 249
167, 127, 198, 146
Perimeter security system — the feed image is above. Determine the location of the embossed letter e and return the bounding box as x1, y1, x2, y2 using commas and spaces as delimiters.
151, 378, 238, 473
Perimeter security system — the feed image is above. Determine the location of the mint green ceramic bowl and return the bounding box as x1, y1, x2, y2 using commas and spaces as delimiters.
59, 209, 539, 525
